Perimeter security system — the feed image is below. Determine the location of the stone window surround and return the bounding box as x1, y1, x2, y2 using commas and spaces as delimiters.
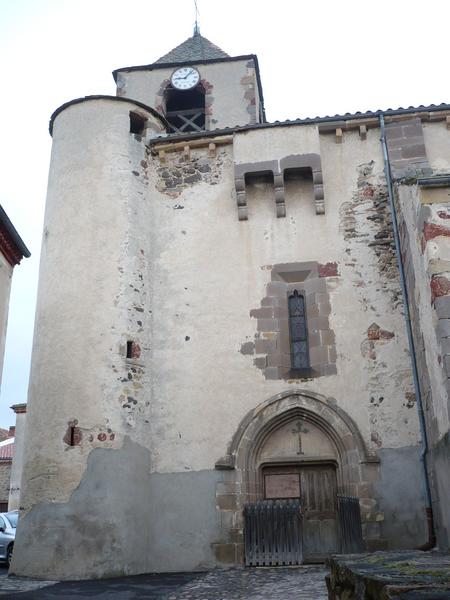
251, 261, 337, 380
234, 153, 325, 221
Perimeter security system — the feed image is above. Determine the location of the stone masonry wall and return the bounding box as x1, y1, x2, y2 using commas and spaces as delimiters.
387, 117, 450, 549
396, 183, 450, 550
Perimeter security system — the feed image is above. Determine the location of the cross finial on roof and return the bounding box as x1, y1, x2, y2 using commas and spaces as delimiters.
193, 0, 200, 36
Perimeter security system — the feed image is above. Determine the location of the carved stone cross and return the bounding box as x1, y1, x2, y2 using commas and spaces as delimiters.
292, 420, 309, 455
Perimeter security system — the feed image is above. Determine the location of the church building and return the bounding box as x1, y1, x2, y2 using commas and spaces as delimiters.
10, 32, 450, 579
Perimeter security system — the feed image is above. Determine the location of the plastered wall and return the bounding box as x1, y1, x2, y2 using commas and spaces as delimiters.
12, 98, 168, 579
9, 409, 26, 510
147, 127, 420, 471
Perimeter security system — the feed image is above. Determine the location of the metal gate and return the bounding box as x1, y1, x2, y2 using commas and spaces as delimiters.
337, 495, 364, 553
244, 499, 302, 566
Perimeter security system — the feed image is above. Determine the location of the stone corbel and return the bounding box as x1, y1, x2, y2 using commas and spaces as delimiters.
273, 172, 286, 218
312, 169, 325, 215
235, 175, 248, 221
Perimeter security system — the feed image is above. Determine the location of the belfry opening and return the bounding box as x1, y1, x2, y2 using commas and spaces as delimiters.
165, 85, 206, 133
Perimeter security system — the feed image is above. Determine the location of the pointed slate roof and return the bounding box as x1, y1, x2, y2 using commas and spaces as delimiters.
155, 32, 229, 64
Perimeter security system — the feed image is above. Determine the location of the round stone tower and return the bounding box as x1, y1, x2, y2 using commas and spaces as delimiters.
11, 97, 167, 579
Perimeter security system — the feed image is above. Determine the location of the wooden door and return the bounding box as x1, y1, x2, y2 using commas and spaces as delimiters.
262, 464, 339, 562
300, 466, 339, 561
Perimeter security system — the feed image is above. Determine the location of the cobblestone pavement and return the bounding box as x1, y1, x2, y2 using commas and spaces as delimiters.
167, 566, 328, 600
0, 566, 329, 599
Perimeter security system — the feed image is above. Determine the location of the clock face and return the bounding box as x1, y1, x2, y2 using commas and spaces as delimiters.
171, 67, 200, 91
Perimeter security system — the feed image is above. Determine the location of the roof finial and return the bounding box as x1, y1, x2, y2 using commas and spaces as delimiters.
193, 0, 200, 36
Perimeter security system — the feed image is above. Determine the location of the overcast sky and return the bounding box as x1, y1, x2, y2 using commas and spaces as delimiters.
0, 0, 449, 426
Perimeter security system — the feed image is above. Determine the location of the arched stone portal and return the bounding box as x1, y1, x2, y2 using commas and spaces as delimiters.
213, 390, 381, 564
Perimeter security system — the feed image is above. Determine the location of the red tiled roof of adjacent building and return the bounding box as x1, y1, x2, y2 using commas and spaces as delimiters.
0, 429, 10, 442
0, 440, 14, 461
0, 205, 30, 267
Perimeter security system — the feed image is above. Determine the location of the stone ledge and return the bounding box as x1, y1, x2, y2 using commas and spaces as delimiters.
326, 550, 450, 599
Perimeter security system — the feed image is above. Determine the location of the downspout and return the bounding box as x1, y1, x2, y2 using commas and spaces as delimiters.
379, 114, 436, 550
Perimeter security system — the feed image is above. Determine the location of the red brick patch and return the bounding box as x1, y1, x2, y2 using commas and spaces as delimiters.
423, 222, 450, 242
367, 323, 394, 341
318, 262, 339, 277
431, 275, 450, 301
130, 342, 141, 359
200, 79, 214, 93
380, 329, 395, 340
368, 323, 380, 340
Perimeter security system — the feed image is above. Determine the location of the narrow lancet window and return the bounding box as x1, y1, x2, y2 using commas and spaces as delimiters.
289, 290, 309, 370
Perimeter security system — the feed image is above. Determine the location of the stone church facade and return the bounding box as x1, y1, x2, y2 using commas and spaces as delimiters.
11, 33, 450, 579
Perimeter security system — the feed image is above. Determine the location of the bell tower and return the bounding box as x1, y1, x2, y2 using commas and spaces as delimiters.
113, 31, 266, 132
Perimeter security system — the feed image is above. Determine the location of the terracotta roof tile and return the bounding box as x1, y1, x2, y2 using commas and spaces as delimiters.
0, 440, 14, 460
0, 429, 10, 442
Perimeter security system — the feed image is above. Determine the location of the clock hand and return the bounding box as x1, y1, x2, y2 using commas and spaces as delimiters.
173, 72, 191, 81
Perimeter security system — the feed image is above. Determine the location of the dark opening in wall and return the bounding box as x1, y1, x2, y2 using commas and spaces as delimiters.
284, 167, 312, 182
63, 422, 82, 446
126, 341, 133, 359
245, 171, 274, 186
165, 85, 205, 133
125, 340, 141, 359
130, 111, 147, 135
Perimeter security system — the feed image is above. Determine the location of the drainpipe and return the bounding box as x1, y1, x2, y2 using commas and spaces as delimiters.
379, 114, 436, 550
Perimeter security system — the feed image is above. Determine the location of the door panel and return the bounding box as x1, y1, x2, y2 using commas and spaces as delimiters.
301, 466, 339, 560
262, 464, 339, 561
264, 473, 300, 499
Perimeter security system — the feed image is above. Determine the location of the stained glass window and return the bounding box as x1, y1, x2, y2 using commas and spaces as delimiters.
289, 290, 309, 370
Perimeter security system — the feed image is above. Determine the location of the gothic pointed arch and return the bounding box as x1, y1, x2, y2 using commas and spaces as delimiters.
213, 390, 381, 564
216, 389, 377, 473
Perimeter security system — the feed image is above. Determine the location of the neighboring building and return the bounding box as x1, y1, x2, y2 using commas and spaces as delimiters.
8, 404, 27, 511
0, 428, 12, 443
11, 32, 450, 580
0, 206, 30, 391
0, 429, 15, 512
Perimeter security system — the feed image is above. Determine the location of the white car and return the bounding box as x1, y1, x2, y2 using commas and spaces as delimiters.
0, 511, 17, 567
